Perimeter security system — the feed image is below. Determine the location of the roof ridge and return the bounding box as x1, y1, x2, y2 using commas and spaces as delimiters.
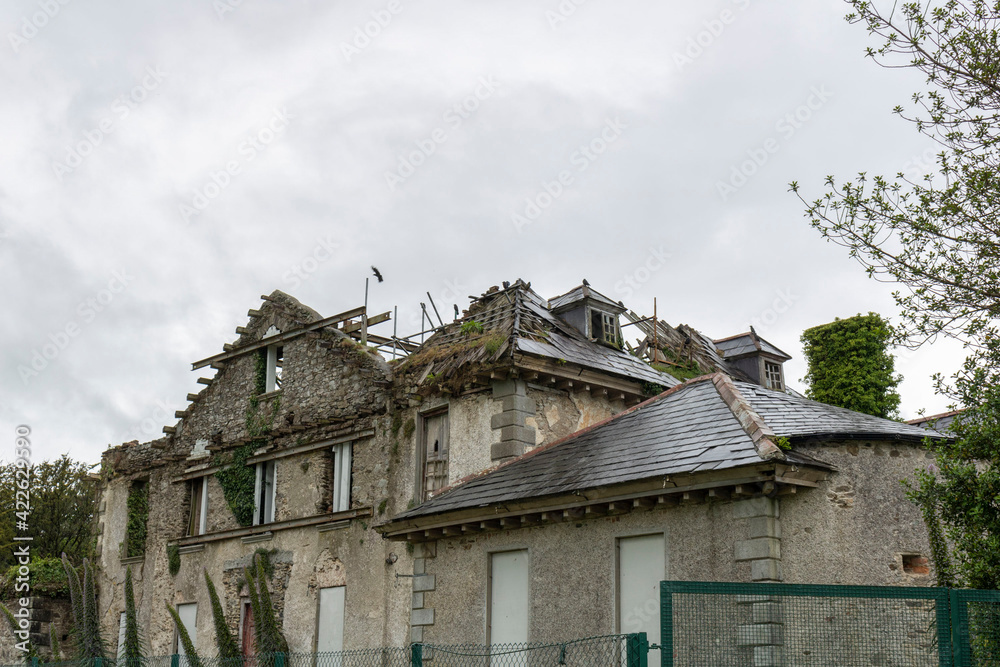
711, 373, 785, 460
423, 374, 719, 500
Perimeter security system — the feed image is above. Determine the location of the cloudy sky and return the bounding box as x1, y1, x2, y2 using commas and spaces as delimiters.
0, 0, 966, 465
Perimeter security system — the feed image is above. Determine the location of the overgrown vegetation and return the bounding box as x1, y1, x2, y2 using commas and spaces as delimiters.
403, 418, 415, 440
1, 557, 71, 598
800, 313, 901, 419
652, 360, 704, 383
793, 0, 1000, 587
167, 544, 181, 576
0, 457, 97, 570
460, 320, 484, 335
121, 567, 143, 665
205, 570, 241, 661
125, 481, 149, 558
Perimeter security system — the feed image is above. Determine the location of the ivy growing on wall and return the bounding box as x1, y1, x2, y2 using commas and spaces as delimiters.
800, 313, 902, 419
214, 349, 280, 526
166, 544, 181, 576
125, 481, 148, 558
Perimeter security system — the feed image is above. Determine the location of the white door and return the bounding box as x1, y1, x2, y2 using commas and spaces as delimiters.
618, 535, 664, 650
176, 603, 198, 658
317, 586, 346, 654
489, 550, 529, 646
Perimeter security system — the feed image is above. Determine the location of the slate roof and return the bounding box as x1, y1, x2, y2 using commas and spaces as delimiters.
907, 409, 963, 433
714, 332, 791, 360
391, 375, 945, 522
548, 283, 626, 313
394, 378, 759, 519
735, 381, 943, 441
401, 280, 677, 389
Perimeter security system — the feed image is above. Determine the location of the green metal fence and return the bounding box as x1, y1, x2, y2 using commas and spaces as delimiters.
4, 634, 647, 667
660, 581, 1000, 667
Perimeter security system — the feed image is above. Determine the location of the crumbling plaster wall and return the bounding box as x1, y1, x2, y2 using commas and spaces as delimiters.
417, 501, 748, 645
780, 440, 935, 586
98, 438, 413, 655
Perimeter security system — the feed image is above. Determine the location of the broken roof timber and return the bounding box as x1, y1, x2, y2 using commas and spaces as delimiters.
191, 306, 366, 370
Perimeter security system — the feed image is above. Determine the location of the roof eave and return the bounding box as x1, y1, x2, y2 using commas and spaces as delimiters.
377, 460, 832, 541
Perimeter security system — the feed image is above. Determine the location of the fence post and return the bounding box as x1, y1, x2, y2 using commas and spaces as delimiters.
171, 654, 180, 667
660, 582, 672, 667
275, 653, 285, 667
411, 643, 423, 667
31, 657, 38, 667
626, 633, 648, 667
949, 589, 964, 667
95, 657, 103, 667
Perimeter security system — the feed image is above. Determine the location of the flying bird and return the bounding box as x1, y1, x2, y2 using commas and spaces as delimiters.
371, 266, 384, 283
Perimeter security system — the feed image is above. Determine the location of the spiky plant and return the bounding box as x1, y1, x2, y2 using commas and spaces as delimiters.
253, 555, 288, 656
204, 570, 240, 661
60, 553, 83, 653
165, 606, 204, 667
79, 559, 107, 661
121, 567, 144, 667
49, 624, 61, 662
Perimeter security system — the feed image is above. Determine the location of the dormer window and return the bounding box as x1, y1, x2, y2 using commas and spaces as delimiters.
589, 309, 620, 347
764, 360, 784, 391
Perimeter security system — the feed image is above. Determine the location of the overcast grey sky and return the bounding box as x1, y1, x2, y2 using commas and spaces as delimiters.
0, 0, 965, 465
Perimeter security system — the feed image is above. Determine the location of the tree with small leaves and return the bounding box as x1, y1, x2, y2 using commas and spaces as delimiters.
792, 0, 1000, 588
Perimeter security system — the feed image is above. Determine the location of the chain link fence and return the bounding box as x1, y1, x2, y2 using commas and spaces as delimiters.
661, 581, 1000, 667
2, 634, 646, 667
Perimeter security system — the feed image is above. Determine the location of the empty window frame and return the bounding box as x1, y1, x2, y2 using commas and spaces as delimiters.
418, 410, 449, 501
488, 550, 529, 647
174, 603, 198, 657
316, 586, 346, 653
187, 476, 208, 536
253, 460, 276, 525
331, 442, 352, 513
617, 534, 665, 651
265, 344, 284, 392
763, 360, 783, 391
589, 309, 619, 346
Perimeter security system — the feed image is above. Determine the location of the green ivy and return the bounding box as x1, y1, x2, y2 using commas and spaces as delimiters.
801, 313, 901, 419
640, 381, 667, 397
125, 482, 149, 558
167, 544, 181, 576
403, 418, 416, 439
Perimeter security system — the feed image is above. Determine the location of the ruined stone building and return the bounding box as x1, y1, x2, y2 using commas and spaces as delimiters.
91, 280, 942, 657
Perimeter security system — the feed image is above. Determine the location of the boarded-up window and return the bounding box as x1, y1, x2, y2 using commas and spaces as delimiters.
421, 411, 449, 500
489, 550, 528, 646
618, 534, 664, 652
175, 603, 198, 657
317, 586, 346, 653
